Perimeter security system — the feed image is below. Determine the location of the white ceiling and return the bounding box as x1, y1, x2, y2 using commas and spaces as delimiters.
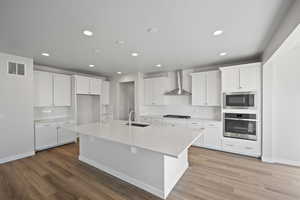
0, 0, 293, 76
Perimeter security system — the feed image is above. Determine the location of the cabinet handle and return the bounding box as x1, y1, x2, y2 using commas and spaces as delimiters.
245, 147, 253, 150
226, 144, 233, 147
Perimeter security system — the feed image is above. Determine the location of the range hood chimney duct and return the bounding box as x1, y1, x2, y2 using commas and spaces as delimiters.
165, 70, 191, 96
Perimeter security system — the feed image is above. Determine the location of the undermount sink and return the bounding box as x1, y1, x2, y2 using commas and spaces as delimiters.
126, 122, 150, 127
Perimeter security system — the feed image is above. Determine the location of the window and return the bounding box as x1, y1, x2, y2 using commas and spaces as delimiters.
8, 62, 26, 76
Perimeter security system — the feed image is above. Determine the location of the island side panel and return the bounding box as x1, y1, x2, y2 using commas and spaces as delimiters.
79, 135, 165, 198
163, 150, 189, 198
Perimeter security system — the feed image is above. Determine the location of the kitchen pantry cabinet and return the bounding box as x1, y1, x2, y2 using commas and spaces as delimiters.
101, 81, 110, 105
191, 70, 220, 106
144, 77, 169, 106
220, 63, 260, 92
34, 71, 71, 107
74, 75, 102, 95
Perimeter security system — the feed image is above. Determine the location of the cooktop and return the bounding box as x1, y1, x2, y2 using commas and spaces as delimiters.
163, 115, 191, 119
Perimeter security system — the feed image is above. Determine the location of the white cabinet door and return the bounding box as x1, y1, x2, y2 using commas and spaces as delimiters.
75, 76, 90, 94
53, 74, 71, 106
90, 78, 102, 95
35, 124, 58, 150
203, 122, 222, 150
57, 127, 76, 145
102, 81, 110, 105
153, 77, 167, 105
144, 78, 153, 105
239, 67, 258, 91
221, 68, 239, 92
206, 71, 221, 106
192, 73, 207, 106
34, 71, 53, 107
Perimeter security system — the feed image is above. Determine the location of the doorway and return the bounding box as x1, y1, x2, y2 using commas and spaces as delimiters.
119, 81, 135, 120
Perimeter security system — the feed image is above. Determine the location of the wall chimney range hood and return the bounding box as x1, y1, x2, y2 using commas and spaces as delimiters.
165, 70, 191, 96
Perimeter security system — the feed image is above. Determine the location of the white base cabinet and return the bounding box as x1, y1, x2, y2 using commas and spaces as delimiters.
222, 138, 261, 157
35, 121, 76, 151
35, 123, 58, 150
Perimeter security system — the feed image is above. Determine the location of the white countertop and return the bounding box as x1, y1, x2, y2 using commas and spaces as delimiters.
63, 120, 202, 158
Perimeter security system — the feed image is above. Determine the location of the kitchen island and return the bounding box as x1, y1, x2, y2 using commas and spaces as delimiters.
63, 120, 202, 199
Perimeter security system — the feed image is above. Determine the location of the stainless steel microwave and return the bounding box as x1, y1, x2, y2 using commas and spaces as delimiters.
223, 92, 256, 109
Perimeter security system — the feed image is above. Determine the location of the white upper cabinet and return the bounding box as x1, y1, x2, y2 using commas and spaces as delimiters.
34, 71, 72, 107
74, 75, 102, 95
101, 81, 110, 105
220, 63, 260, 92
191, 73, 206, 106
75, 76, 90, 94
90, 79, 102, 95
53, 74, 71, 106
34, 71, 53, 107
239, 66, 258, 91
144, 77, 169, 106
191, 70, 220, 106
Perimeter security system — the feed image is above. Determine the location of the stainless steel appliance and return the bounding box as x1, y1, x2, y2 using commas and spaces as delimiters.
224, 113, 257, 141
224, 92, 256, 109
163, 115, 191, 119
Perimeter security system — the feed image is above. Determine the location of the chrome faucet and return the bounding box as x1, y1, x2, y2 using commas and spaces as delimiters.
128, 110, 135, 126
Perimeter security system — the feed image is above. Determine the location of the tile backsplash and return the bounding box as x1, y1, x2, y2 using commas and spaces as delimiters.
34, 106, 73, 120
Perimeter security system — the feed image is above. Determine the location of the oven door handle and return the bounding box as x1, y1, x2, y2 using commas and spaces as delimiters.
224, 118, 257, 122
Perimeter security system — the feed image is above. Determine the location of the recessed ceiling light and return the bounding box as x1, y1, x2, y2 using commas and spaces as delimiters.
89, 64, 95, 68
213, 30, 223, 36
155, 64, 162, 68
117, 72, 122, 74
131, 52, 139, 57
219, 52, 227, 56
147, 27, 159, 33
41, 53, 50, 57
83, 30, 93, 36
94, 49, 101, 53
115, 40, 125, 45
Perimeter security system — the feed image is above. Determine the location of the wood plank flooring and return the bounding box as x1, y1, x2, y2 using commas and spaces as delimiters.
1, 144, 300, 200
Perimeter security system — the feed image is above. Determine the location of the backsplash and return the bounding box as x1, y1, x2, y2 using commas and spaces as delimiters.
141, 105, 221, 120
34, 106, 74, 120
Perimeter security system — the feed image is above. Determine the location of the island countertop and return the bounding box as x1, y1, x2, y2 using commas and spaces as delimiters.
63, 120, 203, 158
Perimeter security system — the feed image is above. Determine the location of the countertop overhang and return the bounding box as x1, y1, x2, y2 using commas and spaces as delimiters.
63, 120, 202, 158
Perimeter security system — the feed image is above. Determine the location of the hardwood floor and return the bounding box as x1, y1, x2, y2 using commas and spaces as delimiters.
1, 144, 300, 200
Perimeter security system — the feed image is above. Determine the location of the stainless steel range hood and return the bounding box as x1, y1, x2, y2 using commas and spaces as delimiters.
165, 70, 191, 96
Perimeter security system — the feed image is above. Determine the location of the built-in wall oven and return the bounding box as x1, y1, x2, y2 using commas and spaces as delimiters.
224, 92, 256, 109
224, 113, 257, 141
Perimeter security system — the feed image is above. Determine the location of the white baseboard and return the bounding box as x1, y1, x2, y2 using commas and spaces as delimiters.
262, 157, 300, 167
79, 156, 165, 199
0, 151, 35, 164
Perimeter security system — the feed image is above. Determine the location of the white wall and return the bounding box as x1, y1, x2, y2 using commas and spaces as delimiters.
263, 25, 300, 166
263, 0, 300, 62
0, 52, 35, 163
